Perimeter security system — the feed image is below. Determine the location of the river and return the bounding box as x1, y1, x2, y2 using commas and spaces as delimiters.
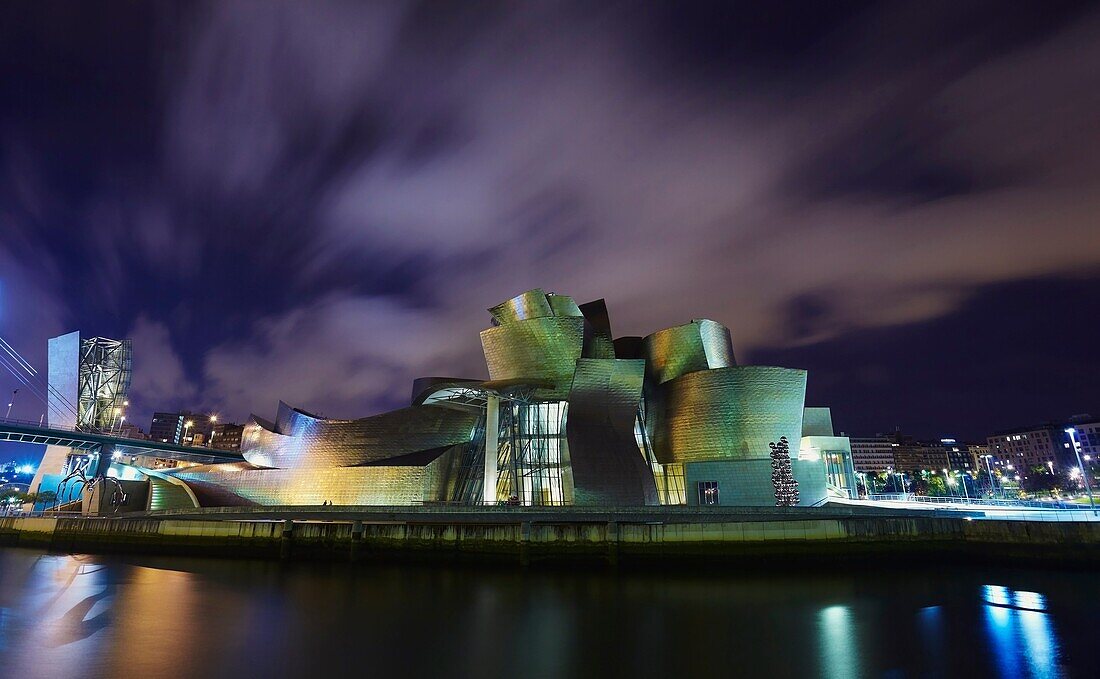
0, 547, 1093, 678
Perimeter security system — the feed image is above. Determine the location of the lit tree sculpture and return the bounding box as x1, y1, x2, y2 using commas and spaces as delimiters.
770, 436, 800, 507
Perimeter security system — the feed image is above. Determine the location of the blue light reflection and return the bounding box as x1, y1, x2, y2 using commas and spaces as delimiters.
982, 584, 1063, 679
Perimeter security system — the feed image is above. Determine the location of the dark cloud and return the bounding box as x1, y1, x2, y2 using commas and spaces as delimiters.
1, 0, 1099, 438
752, 275, 1100, 440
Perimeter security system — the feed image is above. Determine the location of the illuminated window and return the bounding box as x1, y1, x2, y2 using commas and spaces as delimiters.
698, 481, 719, 505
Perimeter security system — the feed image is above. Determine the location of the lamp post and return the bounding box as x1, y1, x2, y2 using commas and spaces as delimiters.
208, 414, 218, 448
183, 420, 194, 446
983, 455, 997, 498
1066, 428, 1096, 516
5, 389, 17, 419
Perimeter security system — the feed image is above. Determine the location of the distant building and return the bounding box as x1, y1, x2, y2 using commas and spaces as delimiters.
934, 438, 974, 471
849, 436, 896, 473
149, 412, 184, 444
880, 433, 972, 474
987, 423, 1076, 472
1066, 418, 1100, 483
1071, 420, 1100, 459
968, 443, 990, 470
149, 410, 217, 446
889, 433, 931, 474
209, 423, 244, 451
118, 422, 147, 440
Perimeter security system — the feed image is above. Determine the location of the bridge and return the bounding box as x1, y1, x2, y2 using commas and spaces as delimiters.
0, 416, 245, 473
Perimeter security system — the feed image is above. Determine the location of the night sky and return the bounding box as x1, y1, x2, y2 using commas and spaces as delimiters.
1, 1, 1099, 444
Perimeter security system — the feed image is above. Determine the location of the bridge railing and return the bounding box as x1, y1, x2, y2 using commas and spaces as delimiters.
0, 414, 119, 437
866, 494, 1090, 510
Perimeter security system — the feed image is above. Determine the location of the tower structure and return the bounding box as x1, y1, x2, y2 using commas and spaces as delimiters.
29, 332, 132, 500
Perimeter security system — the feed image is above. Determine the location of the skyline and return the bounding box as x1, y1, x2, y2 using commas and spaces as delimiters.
2, 1, 1100, 440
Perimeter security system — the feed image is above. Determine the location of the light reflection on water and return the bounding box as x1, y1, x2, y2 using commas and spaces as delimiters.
983, 585, 1063, 679
818, 605, 860, 679
0, 548, 1094, 678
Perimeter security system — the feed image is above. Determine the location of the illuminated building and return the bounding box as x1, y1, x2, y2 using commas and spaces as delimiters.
849, 436, 896, 473
987, 424, 1076, 471
209, 423, 244, 451
147, 290, 853, 509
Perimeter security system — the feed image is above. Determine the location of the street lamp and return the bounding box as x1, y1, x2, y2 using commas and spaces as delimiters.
5, 389, 17, 419
183, 420, 194, 446
1066, 428, 1096, 516
983, 455, 998, 499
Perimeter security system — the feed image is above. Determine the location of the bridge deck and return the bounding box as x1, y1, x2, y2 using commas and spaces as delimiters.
0, 417, 245, 465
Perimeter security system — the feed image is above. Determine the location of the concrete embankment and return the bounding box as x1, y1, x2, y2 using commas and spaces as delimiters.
3, 509, 1100, 566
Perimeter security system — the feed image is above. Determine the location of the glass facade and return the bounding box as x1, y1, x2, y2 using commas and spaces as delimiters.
652, 462, 686, 505
496, 401, 569, 506
447, 398, 570, 506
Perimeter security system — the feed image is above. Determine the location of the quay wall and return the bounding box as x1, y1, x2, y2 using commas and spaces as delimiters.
2, 513, 1099, 566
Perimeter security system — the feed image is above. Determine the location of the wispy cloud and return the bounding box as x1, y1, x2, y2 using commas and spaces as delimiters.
3, 1, 1100, 427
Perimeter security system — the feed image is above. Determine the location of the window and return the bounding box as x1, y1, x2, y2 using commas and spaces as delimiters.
698, 481, 720, 506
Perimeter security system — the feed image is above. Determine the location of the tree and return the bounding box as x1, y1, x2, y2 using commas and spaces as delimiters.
927, 476, 947, 497
1021, 466, 1073, 495
38, 490, 57, 507
770, 436, 800, 507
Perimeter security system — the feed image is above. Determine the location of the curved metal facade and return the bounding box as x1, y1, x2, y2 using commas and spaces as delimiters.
480, 316, 586, 400
651, 366, 807, 464
546, 293, 583, 317
174, 451, 458, 506
488, 288, 554, 324
642, 319, 735, 385
566, 359, 658, 505
241, 401, 477, 470
578, 299, 616, 359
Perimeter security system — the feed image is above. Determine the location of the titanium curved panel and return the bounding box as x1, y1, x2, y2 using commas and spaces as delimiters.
546, 293, 583, 317
642, 319, 735, 385
578, 299, 616, 359
697, 318, 736, 368
174, 448, 458, 506
488, 288, 552, 324
241, 403, 478, 469
480, 316, 585, 400
652, 366, 807, 464
566, 358, 659, 506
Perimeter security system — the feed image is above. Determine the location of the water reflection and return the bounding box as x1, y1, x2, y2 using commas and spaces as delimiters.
0, 549, 1093, 678
983, 584, 1063, 679
818, 605, 860, 679
918, 606, 946, 677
